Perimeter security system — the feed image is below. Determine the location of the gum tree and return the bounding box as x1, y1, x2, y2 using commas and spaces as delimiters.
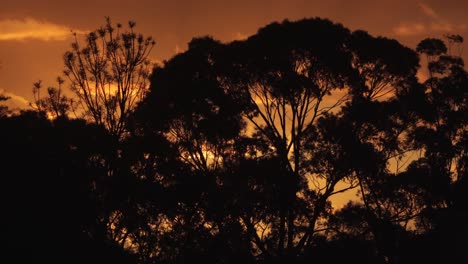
63, 17, 155, 137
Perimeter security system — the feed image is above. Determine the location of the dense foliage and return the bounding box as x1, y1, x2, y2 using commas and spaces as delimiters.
1, 18, 466, 263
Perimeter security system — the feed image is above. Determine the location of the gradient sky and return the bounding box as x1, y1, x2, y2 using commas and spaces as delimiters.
1, 0, 467, 110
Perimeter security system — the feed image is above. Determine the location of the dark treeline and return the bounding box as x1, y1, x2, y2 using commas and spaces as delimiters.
1, 18, 467, 263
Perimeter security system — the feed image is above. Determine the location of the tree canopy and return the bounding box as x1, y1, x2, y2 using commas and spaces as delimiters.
2, 17, 467, 264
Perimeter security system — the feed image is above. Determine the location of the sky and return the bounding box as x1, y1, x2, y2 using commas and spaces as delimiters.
1, 0, 467, 110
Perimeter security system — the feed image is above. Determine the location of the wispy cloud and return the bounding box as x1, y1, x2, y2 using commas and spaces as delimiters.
0, 18, 86, 41
0, 88, 31, 110
394, 22, 467, 37
393, 2, 466, 36
393, 22, 466, 36
417, 2, 439, 19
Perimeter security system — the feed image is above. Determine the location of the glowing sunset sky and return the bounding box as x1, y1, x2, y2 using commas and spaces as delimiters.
0, 0, 467, 109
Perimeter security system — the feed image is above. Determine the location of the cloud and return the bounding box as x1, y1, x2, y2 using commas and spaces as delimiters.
393, 2, 467, 36
0, 18, 86, 41
393, 23, 426, 36
429, 22, 467, 32
418, 2, 439, 19
394, 22, 467, 36
0, 88, 31, 110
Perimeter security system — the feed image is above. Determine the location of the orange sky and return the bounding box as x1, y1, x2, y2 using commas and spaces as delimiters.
1, 0, 467, 110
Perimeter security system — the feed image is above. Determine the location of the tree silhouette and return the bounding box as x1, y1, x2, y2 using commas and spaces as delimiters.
0, 111, 136, 262
331, 30, 420, 262
222, 18, 423, 261
3, 16, 466, 264
31, 78, 76, 119
218, 19, 360, 260
407, 35, 468, 263
133, 18, 438, 263
63, 17, 155, 137
131, 36, 252, 263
